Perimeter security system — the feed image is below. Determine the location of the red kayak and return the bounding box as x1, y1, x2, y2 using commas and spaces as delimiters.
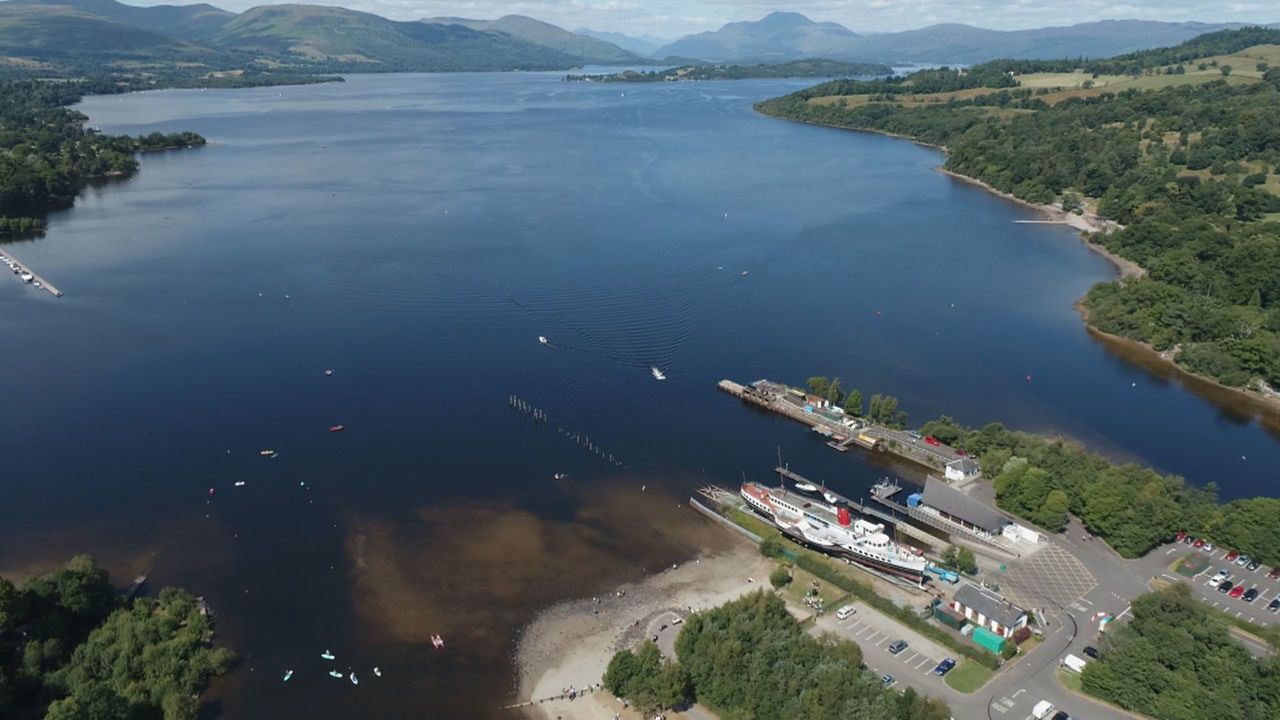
329, 424, 345, 433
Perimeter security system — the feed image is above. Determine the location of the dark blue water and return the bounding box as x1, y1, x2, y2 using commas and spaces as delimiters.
1, 72, 1277, 717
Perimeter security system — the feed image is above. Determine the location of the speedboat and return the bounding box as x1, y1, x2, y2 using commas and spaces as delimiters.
431, 634, 445, 649
651, 366, 666, 381
260, 450, 275, 457
282, 670, 293, 682
349, 672, 358, 685
321, 650, 336, 661
373, 667, 382, 677
823, 491, 838, 504
794, 482, 818, 493
234, 481, 246, 487
538, 336, 548, 344
323, 369, 334, 376
328, 671, 342, 679
329, 424, 345, 433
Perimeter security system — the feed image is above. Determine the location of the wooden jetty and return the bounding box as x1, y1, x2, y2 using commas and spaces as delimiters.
1, 249, 63, 297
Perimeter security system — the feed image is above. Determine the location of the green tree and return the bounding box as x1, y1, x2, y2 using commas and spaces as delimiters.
1220, 64, 1232, 76
827, 376, 843, 404
955, 547, 978, 575
843, 388, 864, 416
769, 566, 792, 588
806, 376, 831, 398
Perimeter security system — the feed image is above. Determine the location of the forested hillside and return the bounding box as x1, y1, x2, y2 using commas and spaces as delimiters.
0, 556, 233, 720
758, 28, 1280, 395
0, 79, 204, 234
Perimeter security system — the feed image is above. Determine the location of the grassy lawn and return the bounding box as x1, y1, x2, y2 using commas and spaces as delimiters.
943, 660, 995, 693
1057, 667, 1084, 693
779, 565, 848, 609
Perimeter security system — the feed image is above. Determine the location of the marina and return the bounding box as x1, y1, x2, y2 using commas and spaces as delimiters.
1, 249, 62, 297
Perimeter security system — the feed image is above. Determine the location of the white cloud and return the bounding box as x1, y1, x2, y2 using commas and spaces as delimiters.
124, 0, 1280, 38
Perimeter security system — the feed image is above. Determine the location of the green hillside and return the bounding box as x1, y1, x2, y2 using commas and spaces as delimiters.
7, 0, 233, 39
482, 15, 638, 63
0, 3, 211, 57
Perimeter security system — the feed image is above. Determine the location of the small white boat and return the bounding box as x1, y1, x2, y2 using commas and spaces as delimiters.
234, 481, 246, 487
431, 634, 445, 649
259, 450, 275, 457
373, 667, 382, 677
794, 482, 818, 493
282, 670, 293, 682
651, 366, 666, 381
349, 672, 358, 685
321, 650, 335, 661
538, 336, 548, 344
740, 270, 749, 277
823, 491, 838, 504
328, 670, 342, 679
323, 368, 334, 376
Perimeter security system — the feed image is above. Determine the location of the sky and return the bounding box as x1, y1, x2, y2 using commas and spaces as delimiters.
128, 0, 1280, 39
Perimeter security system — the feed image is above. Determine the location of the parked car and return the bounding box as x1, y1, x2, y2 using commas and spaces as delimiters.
1225, 549, 1240, 562
933, 658, 956, 676
907, 430, 921, 440
1247, 559, 1262, 571
880, 674, 896, 689
1268, 597, 1280, 612
836, 605, 856, 620
1270, 567, 1280, 580
954, 449, 968, 457
1243, 588, 1259, 603
1230, 584, 1246, 599
1051, 713, 1070, 720
1082, 646, 1099, 659
1219, 581, 1235, 594
888, 639, 909, 655
1237, 555, 1252, 567
1209, 569, 1229, 587
1192, 537, 1204, 547
924, 436, 940, 447
1176, 530, 1187, 542
1201, 541, 1215, 553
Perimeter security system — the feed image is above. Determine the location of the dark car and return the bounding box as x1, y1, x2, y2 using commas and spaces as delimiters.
1247, 559, 1262, 571
1244, 588, 1260, 603
1269, 567, 1280, 580
933, 658, 956, 676
1219, 581, 1234, 593
1082, 646, 1099, 659
1051, 713, 1070, 720
1268, 597, 1280, 612
888, 639, 909, 655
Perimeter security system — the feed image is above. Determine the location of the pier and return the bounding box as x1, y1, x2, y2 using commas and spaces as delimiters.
772, 466, 940, 548
1, 249, 63, 297
718, 379, 965, 471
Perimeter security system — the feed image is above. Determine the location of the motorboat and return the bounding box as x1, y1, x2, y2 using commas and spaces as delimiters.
373, 667, 382, 678
823, 491, 838, 504
328, 671, 343, 679
329, 424, 345, 433
321, 650, 336, 661
282, 670, 293, 682
234, 481, 246, 487
431, 634, 445, 649
651, 366, 666, 381
794, 482, 819, 493
323, 369, 334, 376
349, 672, 358, 685
538, 336, 548, 344
260, 450, 275, 457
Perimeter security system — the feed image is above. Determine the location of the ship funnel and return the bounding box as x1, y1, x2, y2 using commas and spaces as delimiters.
837, 506, 851, 526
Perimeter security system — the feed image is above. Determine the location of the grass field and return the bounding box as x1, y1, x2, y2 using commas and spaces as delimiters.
944, 659, 995, 693
1057, 667, 1084, 693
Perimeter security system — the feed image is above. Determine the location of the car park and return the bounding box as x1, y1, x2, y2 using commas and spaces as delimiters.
1243, 588, 1260, 603
933, 658, 955, 676
1219, 581, 1234, 594
1230, 584, 1246, 599
888, 639, 908, 655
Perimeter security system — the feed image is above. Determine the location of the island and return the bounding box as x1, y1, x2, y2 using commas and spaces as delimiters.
755, 28, 1280, 415
565, 58, 893, 83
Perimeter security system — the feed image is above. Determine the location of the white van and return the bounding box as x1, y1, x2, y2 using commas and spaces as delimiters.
836, 605, 856, 620
1062, 653, 1088, 674
1031, 700, 1055, 719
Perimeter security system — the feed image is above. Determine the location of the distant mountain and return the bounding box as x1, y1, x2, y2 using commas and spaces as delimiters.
574, 27, 668, 57
654, 11, 860, 62
422, 14, 639, 64
655, 13, 1257, 64
847, 19, 1250, 64
211, 5, 579, 70
7, 0, 232, 39
0, 2, 214, 57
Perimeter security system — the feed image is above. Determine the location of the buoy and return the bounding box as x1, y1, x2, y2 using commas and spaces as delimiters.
1025, 375, 1032, 383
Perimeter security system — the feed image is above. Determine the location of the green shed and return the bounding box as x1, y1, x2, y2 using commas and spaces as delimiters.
972, 625, 1005, 654
935, 607, 967, 631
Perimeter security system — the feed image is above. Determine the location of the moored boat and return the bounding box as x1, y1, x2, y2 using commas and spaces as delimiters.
651, 366, 666, 381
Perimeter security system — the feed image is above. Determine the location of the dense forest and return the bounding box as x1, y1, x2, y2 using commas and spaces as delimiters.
1081, 584, 1280, 719
918, 415, 1280, 563
604, 591, 950, 719
0, 80, 207, 234
757, 28, 1280, 394
565, 58, 892, 83
0, 556, 232, 720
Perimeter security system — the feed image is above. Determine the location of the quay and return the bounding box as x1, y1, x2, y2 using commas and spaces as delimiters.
718, 379, 965, 471
1, 249, 63, 297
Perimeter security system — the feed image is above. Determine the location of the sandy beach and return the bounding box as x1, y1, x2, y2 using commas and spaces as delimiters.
514, 539, 773, 720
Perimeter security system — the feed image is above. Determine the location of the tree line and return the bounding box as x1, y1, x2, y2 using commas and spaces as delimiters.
0, 556, 233, 720
918, 415, 1280, 563
1082, 583, 1280, 720
604, 590, 950, 719
756, 27, 1280, 394
0, 80, 207, 234
804, 375, 907, 428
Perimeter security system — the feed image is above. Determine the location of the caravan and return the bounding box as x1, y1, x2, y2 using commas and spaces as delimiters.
1062, 653, 1088, 674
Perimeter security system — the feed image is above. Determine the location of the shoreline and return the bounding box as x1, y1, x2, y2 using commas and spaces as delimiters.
513, 539, 773, 720
755, 107, 1280, 428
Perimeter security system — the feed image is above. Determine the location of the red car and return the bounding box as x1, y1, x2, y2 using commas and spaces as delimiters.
925, 436, 940, 447
954, 449, 968, 457
1226, 550, 1240, 563
1269, 567, 1280, 580
1229, 584, 1246, 599
1175, 531, 1187, 542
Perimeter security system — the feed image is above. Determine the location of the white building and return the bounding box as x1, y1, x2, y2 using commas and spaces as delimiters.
952, 583, 1028, 639
944, 458, 982, 482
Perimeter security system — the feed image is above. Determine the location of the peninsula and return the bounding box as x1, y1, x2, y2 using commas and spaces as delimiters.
755, 28, 1280, 417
